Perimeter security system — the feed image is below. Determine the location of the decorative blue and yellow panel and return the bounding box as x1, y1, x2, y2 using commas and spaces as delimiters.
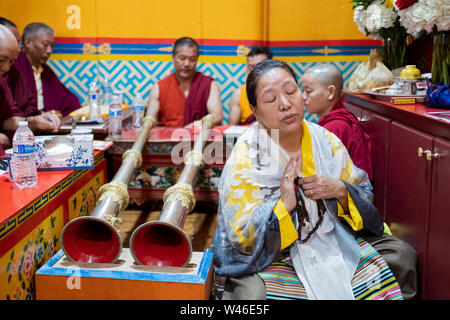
1, 0, 382, 124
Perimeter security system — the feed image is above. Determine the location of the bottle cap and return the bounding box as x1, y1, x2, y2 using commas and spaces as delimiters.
18, 121, 28, 126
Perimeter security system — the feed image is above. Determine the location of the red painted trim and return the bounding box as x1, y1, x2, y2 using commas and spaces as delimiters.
0, 159, 107, 258
53, 37, 381, 47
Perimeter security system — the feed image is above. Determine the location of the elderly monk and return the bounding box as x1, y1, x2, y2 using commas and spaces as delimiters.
302, 63, 418, 300
0, 17, 20, 45
0, 25, 58, 153
228, 46, 273, 126
146, 37, 222, 127
13, 22, 80, 117
0, 18, 60, 132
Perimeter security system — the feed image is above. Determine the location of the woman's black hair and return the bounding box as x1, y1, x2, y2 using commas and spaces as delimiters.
246, 59, 297, 107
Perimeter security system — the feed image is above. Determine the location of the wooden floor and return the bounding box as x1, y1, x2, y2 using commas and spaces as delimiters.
117, 201, 218, 252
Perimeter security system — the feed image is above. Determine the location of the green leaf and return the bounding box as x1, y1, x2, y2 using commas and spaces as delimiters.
6, 262, 10, 272
7, 274, 11, 283
23, 244, 28, 252
10, 250, 14, 260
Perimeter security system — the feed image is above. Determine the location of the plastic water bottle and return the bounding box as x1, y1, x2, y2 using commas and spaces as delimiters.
108, 92, 122, 139
89, 80, 101, 118
132, 93, 145, 129
12, 121, 38, 188
102, 77, 113, 106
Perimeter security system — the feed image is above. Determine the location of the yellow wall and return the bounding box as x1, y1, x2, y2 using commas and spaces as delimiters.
0, 0, 369, 41
269, 0, 365, 41
0, 0, 375, 123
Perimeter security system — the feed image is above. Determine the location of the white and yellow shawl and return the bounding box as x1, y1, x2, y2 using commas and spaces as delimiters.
211, 120, 383, 300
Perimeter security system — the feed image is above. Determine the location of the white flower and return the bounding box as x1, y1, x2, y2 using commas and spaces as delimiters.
365, 2, 396, 31
396, 0, 450, 36
353, 5, 368, 36
353, 1, 397, 40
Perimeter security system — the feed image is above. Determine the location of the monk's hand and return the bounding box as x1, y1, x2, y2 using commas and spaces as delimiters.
41, 112, 61, 132
28, 114, 58, 132
0, 133, 11, 149
280, 156, 300, 213
298, 174, 347, 201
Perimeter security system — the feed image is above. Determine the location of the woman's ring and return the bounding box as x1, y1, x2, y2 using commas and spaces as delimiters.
285, 174, 289, 179
309, 190, 314, 197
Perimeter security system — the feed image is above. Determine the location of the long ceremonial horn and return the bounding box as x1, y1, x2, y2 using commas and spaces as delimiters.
129, 115, 215, 267
60, 115, 157, 263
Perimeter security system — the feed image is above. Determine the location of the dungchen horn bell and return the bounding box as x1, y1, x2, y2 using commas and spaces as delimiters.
60, 116, 156, 263
129, 115, 214, 267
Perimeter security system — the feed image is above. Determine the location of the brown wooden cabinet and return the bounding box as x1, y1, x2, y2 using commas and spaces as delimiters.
425, 137, 450, 299
360, 110, 390, 220
344, 93, 450, 299
387, 121, 433, 294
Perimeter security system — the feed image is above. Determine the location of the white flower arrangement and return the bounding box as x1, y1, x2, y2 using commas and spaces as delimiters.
353, 0, 397, 40
394, 0, 450, 37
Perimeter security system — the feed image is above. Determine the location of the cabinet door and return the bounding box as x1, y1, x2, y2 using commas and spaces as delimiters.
361, 110, 390, 219
386, 121, 433, 290
424, 137, 450, 299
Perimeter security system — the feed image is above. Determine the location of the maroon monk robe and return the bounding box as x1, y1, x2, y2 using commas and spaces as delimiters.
183, 72, 214, 126
0, 76, 26, 154
13, 52, 80, 116
318, 95, 373, 181
5, 64, 40, 117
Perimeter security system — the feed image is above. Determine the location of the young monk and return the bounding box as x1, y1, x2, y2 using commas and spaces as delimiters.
302, 63, 373, 181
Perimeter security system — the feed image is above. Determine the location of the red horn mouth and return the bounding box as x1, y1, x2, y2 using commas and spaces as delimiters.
61, 216, 121, 263
130, 221, 192, 267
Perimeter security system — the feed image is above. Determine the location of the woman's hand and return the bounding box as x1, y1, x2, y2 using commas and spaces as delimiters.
280, 156, 300, 212
298, 174, 349, 211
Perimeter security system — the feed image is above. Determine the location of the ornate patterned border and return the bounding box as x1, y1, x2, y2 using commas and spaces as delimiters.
0, 153, 104, 242
48, 60, 362, 124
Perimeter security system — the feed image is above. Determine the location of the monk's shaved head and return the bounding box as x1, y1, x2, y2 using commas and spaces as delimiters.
0, 24, 19, 76
0, 24, 18, 49
303, 63, 343, 96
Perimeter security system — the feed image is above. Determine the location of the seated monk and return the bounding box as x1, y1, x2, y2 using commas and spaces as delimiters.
211, 59, 403, 300
13, 22, 80, 117
0, 76, 25, 152
228, 45, 272, 126
146, 37, 222, 127
0, 25, 58, 152
301, 63, 418, 299
0, 18, 60, 132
